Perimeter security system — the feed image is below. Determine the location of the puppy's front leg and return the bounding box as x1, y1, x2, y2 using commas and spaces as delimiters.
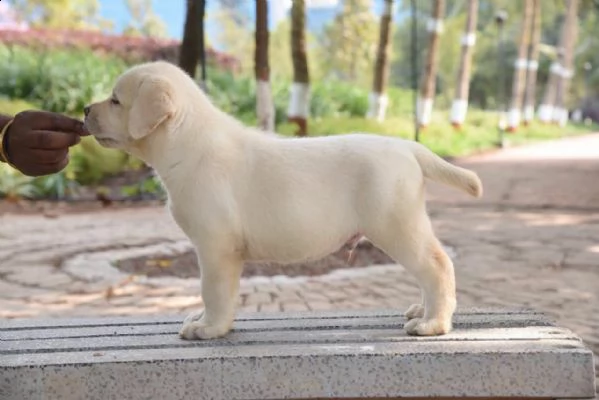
405, 292, 425, 320
179, 251, 243, 340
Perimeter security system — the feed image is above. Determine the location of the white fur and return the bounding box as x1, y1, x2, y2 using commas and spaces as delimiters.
84, 61, 483, 340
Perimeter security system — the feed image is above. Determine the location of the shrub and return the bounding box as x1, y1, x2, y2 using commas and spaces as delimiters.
0, 45, 128, 115
68, 137, 135, 185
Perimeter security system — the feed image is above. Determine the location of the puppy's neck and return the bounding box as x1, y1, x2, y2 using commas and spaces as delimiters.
130, 106, 243, 183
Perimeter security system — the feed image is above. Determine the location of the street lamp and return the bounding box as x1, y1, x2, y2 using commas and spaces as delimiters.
495, 10, 508, 148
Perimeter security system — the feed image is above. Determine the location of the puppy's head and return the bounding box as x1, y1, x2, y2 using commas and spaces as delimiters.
84, 62, 178, 150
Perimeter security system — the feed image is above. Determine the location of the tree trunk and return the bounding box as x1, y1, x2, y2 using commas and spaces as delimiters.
551, 0, 579, 126
367, 0, 393, 121
507, 0, 533, 132
418, 0, 446, 128
450, 0, 478, 129
255, 0, 275, 132
538, 5, 570, 123
179, 0, 206, 86
288, 0, 310, 137
522, 0, 541, 126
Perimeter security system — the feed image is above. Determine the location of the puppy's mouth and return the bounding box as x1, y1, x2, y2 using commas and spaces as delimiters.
94, 136, 119, 146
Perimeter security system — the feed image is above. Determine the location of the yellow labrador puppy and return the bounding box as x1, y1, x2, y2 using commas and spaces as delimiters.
84, 61, 482, 340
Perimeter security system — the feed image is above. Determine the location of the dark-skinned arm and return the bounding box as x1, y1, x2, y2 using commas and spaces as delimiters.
0, 114, 11, 163
0, 111, 89, 176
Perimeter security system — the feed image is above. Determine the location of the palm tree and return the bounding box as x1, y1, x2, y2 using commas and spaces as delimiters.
522, 0, 541, 126
506, 0, 533, 132
288, 0, 310, 136
255, 0, 275, 131
450, 0, 478, 129
418, 0, 445, 128
367, 0, 393, 121
179, 0, 207, 87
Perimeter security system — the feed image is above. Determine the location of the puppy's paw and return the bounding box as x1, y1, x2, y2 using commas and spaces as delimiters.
404, 317, 451, 336
405, 304, 424, 320
179, 315, 231, 340
183, 309, 204, 324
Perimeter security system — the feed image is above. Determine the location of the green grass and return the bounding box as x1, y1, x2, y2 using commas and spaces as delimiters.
277, 109, 596, 157
0, 97, 38, 115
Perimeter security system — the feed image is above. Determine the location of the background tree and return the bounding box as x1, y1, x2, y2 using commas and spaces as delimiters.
506, 0, 533, 132
320, 0, 378, 87
288, 0, 310, 137
123, 0, 167, 38
210, 1, 254, 73
552, 0, 579, 125
10, 0, 110, 30
255, 0, 275, 131
179, 0, 207, 84
367, 0, 394, 121
450, 0, 478, 128
418, 0, 446, 128
538, 6, 569, 123
522, 0, 541, 126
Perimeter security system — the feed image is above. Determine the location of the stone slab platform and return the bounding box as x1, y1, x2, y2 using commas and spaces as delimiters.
0, 308, 596, 400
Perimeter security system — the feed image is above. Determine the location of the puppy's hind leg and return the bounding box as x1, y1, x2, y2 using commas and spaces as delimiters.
179, 250, 243, 340
370, 210, 456, 336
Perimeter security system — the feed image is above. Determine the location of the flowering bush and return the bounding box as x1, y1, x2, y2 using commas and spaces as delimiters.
0, 28, 240, 72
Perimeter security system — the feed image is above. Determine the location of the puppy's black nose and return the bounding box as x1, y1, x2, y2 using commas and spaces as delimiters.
83, 106, 91, 117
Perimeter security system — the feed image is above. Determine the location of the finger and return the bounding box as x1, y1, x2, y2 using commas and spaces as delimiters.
25, 130, 81, 150
20, 111, 87, 135
30, 156, 70, 177
27, 149, 68, 165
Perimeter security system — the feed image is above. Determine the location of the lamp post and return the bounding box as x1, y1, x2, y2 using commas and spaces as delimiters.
495, 10, 508, 148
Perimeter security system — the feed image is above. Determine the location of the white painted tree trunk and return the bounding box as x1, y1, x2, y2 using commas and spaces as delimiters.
417, 98, 433, 127
551, 0, 578, 125
287, 82, 310, 119
522, 0, 541, 125
507, 0, 533, 132
552, 107, 569, 126
451, 0, 478, 127
367, 93, 389, 122
256, 79, 275, 132
538, 62, 560, 123
418, 0, 446, 128
450, 99, 468, 126
368, 0, 393, 122
538, 103, 554, 123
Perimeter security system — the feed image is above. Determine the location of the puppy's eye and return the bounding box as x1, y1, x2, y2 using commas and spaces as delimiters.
110, 98, 120, 106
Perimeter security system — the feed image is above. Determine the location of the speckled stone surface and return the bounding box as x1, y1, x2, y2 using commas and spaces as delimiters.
0, 308, 596, 400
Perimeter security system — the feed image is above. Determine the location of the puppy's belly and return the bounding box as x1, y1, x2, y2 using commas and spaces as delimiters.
244, 229, 354, 264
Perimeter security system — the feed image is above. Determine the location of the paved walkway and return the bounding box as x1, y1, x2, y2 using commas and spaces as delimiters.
1, 134, 598, 390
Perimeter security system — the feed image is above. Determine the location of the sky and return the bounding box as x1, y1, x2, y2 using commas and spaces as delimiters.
96, 0, 389, 41
1, 0, 394, 46
98, 0, 314, 39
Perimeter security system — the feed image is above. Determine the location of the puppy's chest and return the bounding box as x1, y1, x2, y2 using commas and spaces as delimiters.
167, 200, 199, 236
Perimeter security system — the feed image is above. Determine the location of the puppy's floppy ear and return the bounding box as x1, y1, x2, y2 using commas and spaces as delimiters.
128, 76, 175, 140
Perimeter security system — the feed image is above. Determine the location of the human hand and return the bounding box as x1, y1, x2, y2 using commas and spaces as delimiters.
1, 110, 89, 176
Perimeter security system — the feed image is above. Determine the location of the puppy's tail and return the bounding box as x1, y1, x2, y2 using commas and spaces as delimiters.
409, 142, 483, 198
